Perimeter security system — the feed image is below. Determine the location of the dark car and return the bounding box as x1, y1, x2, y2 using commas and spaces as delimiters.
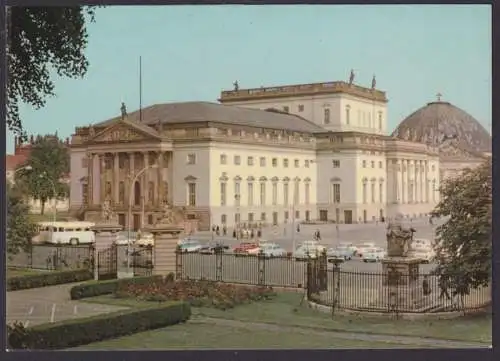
199, 242, 229, 254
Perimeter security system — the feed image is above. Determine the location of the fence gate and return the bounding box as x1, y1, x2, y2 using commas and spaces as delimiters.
132, 246, 154, 277
97, 244, 118, 280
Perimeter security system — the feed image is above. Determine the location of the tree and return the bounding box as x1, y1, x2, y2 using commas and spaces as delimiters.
16, 135, 70, 215
7, 183, 36, 258
7, 6, 98, 138
431, 159, 492, 292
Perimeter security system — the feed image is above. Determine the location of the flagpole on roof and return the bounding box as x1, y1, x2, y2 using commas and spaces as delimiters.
139, 56, 143, 122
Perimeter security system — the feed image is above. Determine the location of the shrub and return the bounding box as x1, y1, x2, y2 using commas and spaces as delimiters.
69, 274, 165, 300
117, 278, 276, 310
7, 301, 191, 350
7, 269, 93, 291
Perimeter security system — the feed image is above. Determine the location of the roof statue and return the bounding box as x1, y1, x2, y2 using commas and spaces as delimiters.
88, 125, 95, 137
233, 80, 239, 91
371, 75, 376, 90
436, 92, 442, 102
349, 69, 355, 85
121, 102, 127, 120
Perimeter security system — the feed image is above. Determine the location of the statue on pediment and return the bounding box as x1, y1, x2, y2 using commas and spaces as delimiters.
233, 80, 239, 91
121, 102, 127, 119
349, 69, 355, 85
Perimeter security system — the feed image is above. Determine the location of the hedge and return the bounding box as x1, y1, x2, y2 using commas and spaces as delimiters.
7, 269, 93, 291
70, 274, 165, 300
8, 301, 191, 350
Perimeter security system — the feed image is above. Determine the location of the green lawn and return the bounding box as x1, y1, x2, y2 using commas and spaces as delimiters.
75, 322, 442, 350
82, 292, 492, 344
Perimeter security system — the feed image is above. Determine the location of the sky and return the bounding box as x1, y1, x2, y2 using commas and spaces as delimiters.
7, 5, 491, 153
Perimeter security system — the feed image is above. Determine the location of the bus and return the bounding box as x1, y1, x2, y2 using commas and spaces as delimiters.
33, 221, 96, 245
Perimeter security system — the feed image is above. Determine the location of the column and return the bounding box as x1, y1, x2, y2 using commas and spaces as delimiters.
87, 153, 93, 206
157, 151, 162, 206
129, 152, 135, 207
401, 160, 406, 204
144, 152, 149, 205
420, 161, 425, 203
424, 161, 429, 203
397, 160, 403, 204
406, 159, 411, 203
114, 153, 119, 204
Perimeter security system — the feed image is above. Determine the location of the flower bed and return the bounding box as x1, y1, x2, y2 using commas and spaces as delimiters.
115, 278, 276, 310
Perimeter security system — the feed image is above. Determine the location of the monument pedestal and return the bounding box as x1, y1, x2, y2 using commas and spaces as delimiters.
368, 257, 433, 312
144, 223, 184, 278
91, 221, 122, 280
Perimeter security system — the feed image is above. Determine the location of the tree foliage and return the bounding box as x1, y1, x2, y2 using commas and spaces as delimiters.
7, 183, 36, 258
431, 159, 492, 291
16, 135, 70, 215
7, 6, 98, 138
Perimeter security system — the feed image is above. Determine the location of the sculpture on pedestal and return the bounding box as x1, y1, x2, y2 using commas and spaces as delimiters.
157, 201, 186, 226
386, 222, 416, 257
101, 198, 118, 223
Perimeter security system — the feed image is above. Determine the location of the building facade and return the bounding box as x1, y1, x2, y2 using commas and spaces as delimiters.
69, 80, 440, 230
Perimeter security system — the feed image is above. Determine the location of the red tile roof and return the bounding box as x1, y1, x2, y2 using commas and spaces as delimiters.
6, 154, 28, 171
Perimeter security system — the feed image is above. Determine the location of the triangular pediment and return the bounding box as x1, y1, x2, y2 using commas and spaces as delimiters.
89, 119, 161, 144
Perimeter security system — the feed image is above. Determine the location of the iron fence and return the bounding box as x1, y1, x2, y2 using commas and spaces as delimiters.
7, 244, 93, 271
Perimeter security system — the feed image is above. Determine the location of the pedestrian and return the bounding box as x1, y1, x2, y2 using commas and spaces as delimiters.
316, 230, 321, 241
257, 229, 262, 238
223, 225, 227, 236
296, 224, 300, 233
232, 229, 236, 238
422, 275, 431, 296
438, 274, 451, 300
216, 225, 220, 234
250, 230, 254, 239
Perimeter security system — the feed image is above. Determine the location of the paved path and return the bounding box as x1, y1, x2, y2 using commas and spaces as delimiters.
6, 283, 128, 327
190, 316, 489, 348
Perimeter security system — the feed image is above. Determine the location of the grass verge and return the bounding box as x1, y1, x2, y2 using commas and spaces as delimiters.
82, 292, 491, 343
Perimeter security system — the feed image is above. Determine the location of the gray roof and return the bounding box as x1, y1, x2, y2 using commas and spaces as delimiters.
95, 101, 324, 133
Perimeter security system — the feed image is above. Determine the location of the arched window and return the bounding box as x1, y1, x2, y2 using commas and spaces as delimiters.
134, 181, 141, 206
324, 108, 331, 124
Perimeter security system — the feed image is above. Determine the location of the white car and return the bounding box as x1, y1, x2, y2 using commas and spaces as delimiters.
355, 242, 376, 257
413, 238, 432, 249
362, 247, 386, 262
115, 231, 135, 246
135, 232, 155, 247
260, 243, 287, 258
339, 242, 357, 254
178, 240, 203, 253
412, 249, 435, 263
294, 243, 326, 260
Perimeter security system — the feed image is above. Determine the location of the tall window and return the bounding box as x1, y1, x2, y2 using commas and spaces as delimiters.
283, 158, 289, 168
332, 160, 340, 168
305, 183, 310, 205
234, 155, 241, 165
371, 182, 376, 203
298, 104, 304, 112
188, 183, 196, 206
294, 159, 300, 168
283, 183, 289, 205
272, 182, 278, 205
260, 157, 266, 167
220, 182, 227, 206
324, 108, 330, 124
283, 106, 289, 113
331, 183, 340, 203
362, 181, 367, 204
294, 181, 299, 205
409, 182, 414, 203
378, 111, 383, 129
220, 154, 227, 164
379, 182, 383, 203
82, 183, 89, 205
187, 154, 196, 165
248, 182, 254, 206
260, 183, 266, 206
247, 157, 254, 166
234, 182, 241, 206
345, 105, 350, 125
272, 158, 278, 167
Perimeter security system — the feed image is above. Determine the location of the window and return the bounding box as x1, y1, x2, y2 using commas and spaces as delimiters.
248, 213, 254, 222
283, 158, 289, 168
235, 213, 240, 223
272, 182, 278, 205
431, 164, 435, 172
362, 181, 367, 204
294, 159, 300, 168
379, 183, 383, 203
284, 211, 289, 221
324, 108, 330, 124
272, 158, 278, 167
82, 183, 89, 205
234, 182, 241, 206
81, 158, 88, 168
345, 106, 350, 125
220, 183, 227, 206
332, 160, 340, 168
188, 183, 196, 206
234, 155, 241, 165
148, 181, 155, 203
298, 104, 304, 112
305, 183, 310, 205
247, 156, 254, 166
283, 183, 289, 205
148, 214, 154, 224
294, 182, 299, 205
295, 210, 300, 219
248, 182, 254, 206
378, 112, 383, 129
305, 160, 310, 168
379, 161, 383, 169
371, 182, 376, 203
362, 160, 367, 168
260, 157, 266, 167
260, 183, 266, 206
283, 106, 289, 113
368, 112, 371, 128
187, 154, 196, 165
221, 214, 227, 224
260, 212, 266, 221
331, 183, 340, 203
371, 161, 375, 168
220, 154, 227, 164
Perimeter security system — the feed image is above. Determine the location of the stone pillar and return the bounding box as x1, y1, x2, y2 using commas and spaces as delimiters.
420, 161, 425, 203
156, 152, 162, 207
144, 223, 183, 277
91, 222, 122, 280
401, 160, 406, 204
128, 152, 135, 206
143, 152, 149, 205
93, 153, 100, 205
114, 153, 120, 204
87, 153, 94, 206
99, 154, 105, 204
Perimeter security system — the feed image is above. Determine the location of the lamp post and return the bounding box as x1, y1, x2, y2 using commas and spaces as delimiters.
39, 172, 58, 225
127, 163, 158, 273
234, 194, 240, 241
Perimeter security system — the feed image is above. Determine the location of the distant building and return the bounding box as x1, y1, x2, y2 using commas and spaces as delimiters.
7, 135, 70, 214
69, 78, 440, 230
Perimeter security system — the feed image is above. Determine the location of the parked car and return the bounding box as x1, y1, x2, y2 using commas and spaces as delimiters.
293, 242, 326, 260
411, 248, 435, 263
260, 243, 287, 258
327, 246, 355, 261
355, 241, 377, 257
178, 240, 203, 253
135, 232, 155, 247
412, 238, 432, 250
199, 242, 230, 254
115, 231, 136, 246
338, 242, 357, 255
362, 247, 386, 262
233, 242, 259, 256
